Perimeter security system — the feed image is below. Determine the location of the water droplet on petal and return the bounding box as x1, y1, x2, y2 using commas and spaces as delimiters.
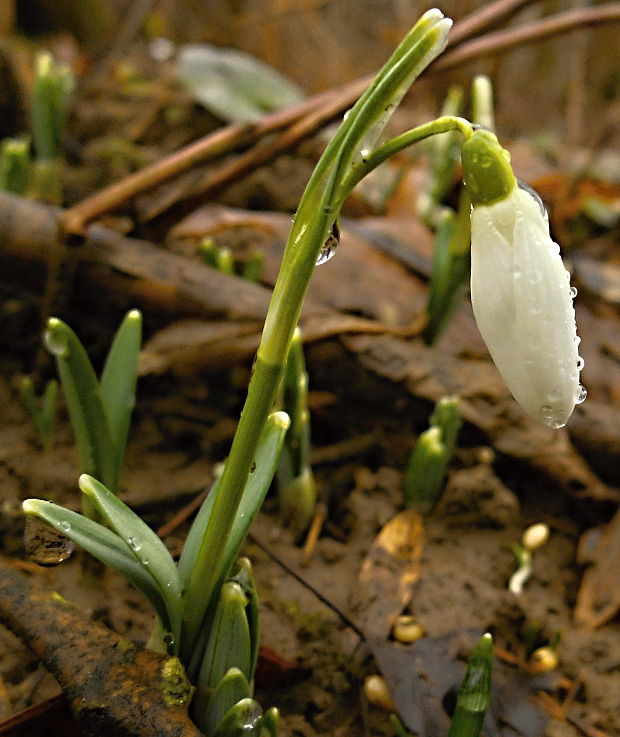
539, 405, 554, 422
577, 356, 585, 371
569, 286, 578, 299
517, 179, 548, 220
316, 220, 340, 266
576, 384, 587, 404
24, 517, 74, 566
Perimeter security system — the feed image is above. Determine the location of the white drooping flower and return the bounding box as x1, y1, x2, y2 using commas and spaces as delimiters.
462, 130, 584, 428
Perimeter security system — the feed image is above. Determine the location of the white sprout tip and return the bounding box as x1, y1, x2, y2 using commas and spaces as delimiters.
522, 522, 550, 551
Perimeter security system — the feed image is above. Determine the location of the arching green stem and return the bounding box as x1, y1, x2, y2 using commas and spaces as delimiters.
180, 9, 462, 662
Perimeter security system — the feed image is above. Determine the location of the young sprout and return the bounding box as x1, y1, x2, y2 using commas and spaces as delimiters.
19, 376, 58, 452
404, 396, 461, 511
509, 522, 550, 595
31, 51, 74, 203
470, 75, 495, 133
242, 250, 264, 283
199, 237, 235, 274
0, 137, 31, 195
417, 84, 464, 224
44, 310, 142, 517
364, 674, 396, 711
276, 327, 316, 532
528, 645, 558, 673
392, 615, 424, 644
462, 129, 585, 428
447, 633, 493, 737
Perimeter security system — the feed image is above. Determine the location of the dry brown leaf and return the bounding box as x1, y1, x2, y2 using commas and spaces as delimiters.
358, 509, 424, 640
575, 507, 620, 628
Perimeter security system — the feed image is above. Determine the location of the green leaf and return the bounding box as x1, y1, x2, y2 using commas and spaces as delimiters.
447, 633, 493, 737
22, 498, 170, 628
78, 474, 183, 640
178, 44, 304, 123
100, 309, 142, 487
231, 559, 260, 683
178, 411, 290, 588
198, 581, 251, 690
198, 668, 251, 736
212, 698, 264, 737
44, 318, 116, 495
260, 707, 279, 737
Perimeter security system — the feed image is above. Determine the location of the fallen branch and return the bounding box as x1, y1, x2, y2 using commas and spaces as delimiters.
0, 561, 202, 737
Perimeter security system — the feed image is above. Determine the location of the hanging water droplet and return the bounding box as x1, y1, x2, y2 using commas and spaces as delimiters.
539, 405, 554, 422
576, 356, 585, 371
128, 536, 142, 552
517, 179, 548, 220
24, 517, 74, 566
575, 384, 587, 404
316, 220, 340, 265
569, 286, 578, 299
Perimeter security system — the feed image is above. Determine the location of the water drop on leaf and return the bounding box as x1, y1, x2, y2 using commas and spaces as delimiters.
24, 517, 74, 566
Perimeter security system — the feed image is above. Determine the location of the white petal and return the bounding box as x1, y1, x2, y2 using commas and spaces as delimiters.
470, 187, 582, 428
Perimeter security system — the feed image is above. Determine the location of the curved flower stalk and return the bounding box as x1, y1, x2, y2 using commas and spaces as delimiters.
462, 130, 584, 428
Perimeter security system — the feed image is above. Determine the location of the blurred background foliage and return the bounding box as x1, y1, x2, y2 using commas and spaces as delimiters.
3, 0, 618, 150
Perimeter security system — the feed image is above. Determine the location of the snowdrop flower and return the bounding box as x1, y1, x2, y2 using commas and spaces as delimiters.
462, 130, 585, 428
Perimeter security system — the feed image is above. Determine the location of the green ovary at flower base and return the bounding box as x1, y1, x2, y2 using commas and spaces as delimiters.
462, 129, 585, 429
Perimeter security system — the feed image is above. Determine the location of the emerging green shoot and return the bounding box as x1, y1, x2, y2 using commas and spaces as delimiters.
199, 238, 234, 274
19, 376, 58, 452
447, 633, 493, 737
276, 327, 316, 532
418, 84, 464, 225
31, 52, 74, 203
423, 75, 497, 346
0, 137, 31, 195
509, 522, 550, 594
404, 396, 461, 511
44, 310, 142, 516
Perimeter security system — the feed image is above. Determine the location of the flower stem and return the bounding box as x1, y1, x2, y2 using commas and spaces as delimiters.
180, 9, 458, 661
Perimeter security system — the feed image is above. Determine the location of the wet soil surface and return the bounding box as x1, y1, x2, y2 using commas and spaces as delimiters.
0, 354, 618, 737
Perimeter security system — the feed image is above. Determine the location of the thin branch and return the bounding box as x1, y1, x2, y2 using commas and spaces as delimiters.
435, 3, 620, 71
0, 562, 202, 737
59, 0, 536, 234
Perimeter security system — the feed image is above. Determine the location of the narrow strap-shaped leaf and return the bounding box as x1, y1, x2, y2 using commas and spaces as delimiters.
100, 309, 142, 488
202, 668, 251, 737
22, 499, 171, 629
212, 698, 263, 737
45, 318, 116, 491
79, 474, 182, 640
178, 411, 290, 588
447, 633, 493, 737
